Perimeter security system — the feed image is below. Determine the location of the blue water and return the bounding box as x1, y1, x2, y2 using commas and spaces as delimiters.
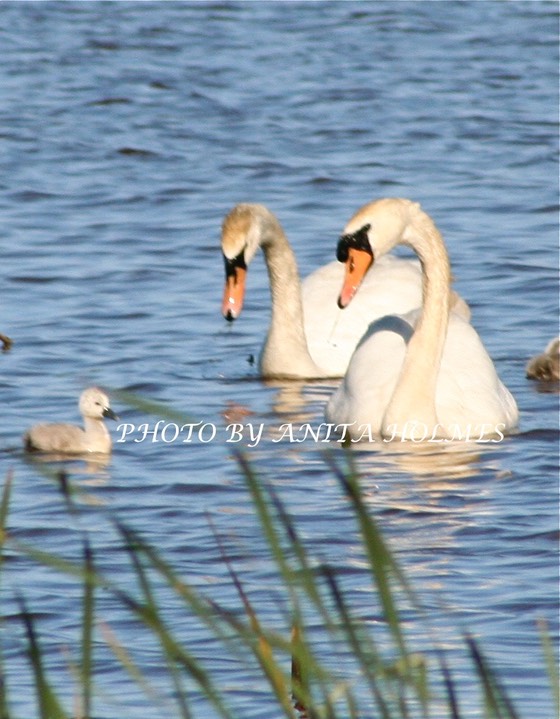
1, 2, 558, 717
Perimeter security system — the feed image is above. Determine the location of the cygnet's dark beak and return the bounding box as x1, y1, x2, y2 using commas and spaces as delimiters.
103, 407, 118, 421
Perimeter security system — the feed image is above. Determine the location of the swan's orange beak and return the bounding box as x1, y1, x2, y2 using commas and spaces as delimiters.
222, 265, 247, 321
337, 247, 374, 309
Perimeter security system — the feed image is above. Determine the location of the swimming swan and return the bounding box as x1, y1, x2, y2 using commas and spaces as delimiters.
221, 203, 468, 379
526, 337, 560, 382
24, 387, 118, 454
326, 198, 518, 440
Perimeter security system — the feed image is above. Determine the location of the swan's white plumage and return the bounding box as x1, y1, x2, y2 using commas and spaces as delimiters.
327, 310, 518, 438
221, 203, 467, 379
326, 198, 518, 440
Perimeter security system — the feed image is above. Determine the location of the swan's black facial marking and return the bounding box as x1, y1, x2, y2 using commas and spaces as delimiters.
223, 249, 247, 278
222, 248, 248, 322
336, 223, 372, 263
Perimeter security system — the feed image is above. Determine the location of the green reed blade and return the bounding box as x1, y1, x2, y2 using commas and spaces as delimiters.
538, 619, 559, 716
290, 621, 312, 717
11, 529, 226, 719
116, 510, 343, 718
118, 524, 192, 719
112, 518, 255, 664
435, 651, 462, 719
465, 633, 519, 719
234, 454, 355, 716
265, 480, 340, 627
81, 540, 95, 719
116, 523, 231, 719
211, 517, 298, 719
325, 452, 410, 657
0, 467, 13, 698
321, 565, 393, 719
0, 472, 12, 551
235, 452, 293, 582
17, 595, 68, 719
0, 472, 13, 719
100, 619, 175, 716
112, 390, 197, 424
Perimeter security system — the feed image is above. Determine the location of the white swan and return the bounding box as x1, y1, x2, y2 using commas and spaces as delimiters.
24, 387, 118, 454
326, 198, 518, 441
221, 203, 469, 379
526, 337, 560, 382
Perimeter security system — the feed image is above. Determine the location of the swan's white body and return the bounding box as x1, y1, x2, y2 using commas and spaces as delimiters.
327, 310, 518, 440
24, 387, 118, 454
221, 203, 467, 379
326, 198, 518, 441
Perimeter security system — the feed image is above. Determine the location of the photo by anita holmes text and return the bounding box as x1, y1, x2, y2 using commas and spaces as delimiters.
115, 421, 507, 446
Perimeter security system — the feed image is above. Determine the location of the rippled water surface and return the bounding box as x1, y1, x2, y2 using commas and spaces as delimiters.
1, 2, 558, 717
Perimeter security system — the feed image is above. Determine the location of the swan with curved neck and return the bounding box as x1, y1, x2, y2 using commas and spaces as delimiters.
326, 198, 518, 440
221, 203, 468, 380
222, 203, 321, 378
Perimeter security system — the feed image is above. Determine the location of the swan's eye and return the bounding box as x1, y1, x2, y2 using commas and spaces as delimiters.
336, 238, 349, 263
223, 250, 247, 278
351, 224, 372, 250
337, 224, 372, 263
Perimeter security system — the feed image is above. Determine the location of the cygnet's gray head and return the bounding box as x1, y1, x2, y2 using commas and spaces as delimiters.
79, 387, 118, 421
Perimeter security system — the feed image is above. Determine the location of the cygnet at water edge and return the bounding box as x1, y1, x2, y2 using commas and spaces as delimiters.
23, 387, 118, 454
526, 337, 560, 382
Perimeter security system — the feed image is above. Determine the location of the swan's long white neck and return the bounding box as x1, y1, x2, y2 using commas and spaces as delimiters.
382, 208, 451, 435
256, 212, 322, 378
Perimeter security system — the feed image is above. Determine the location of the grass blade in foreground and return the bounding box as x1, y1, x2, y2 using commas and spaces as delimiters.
17, 595, 68, 719
81, 541, 95, 719
3, 437, 552, 719
538, 618, 559, 717
325, 453, 417, 659
466, 633, 519, 719
0, 473, 12, 719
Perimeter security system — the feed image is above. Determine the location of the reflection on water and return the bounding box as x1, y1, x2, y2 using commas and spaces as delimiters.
24, 452, 112, 474
22, 453, 111, 507
264, 380, 495, 481
529, 380, 560, 396
266, 379, 336, 420
353, 438, 488, 481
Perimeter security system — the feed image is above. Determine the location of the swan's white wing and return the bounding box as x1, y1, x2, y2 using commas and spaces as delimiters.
326, 311, 518, 440
435, 316, 519, 435
325, 315, 411, 434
